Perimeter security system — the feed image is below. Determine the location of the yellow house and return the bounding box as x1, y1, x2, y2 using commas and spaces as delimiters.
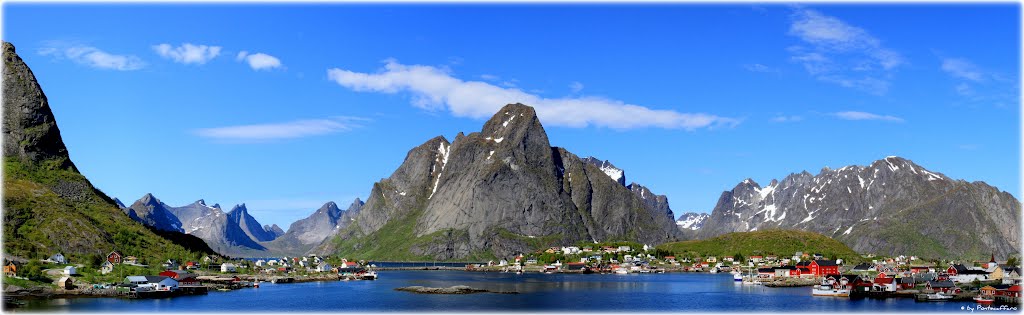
3, 262, 16, 276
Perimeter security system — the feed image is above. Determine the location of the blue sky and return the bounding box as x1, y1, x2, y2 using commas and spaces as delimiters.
3, 4, 1020, 229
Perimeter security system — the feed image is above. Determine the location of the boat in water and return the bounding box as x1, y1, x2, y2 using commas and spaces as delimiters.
918, 293, 954, 301
732, 271, 743, 282
812, 284, 850, 297
360, 271, 378, 280
974, 295, 995, 304
614, 269, 629, 275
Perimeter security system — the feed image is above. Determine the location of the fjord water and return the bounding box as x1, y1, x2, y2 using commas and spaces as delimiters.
24, 271, 977, 312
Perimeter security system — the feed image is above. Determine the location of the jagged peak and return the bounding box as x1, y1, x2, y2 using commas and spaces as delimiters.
195, 199, 206, 206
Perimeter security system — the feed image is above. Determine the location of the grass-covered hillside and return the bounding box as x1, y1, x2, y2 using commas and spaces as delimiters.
656, 229, 862, 263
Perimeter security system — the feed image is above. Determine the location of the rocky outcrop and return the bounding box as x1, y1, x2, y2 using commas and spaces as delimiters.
268, 199, 364, 255
264, 224, 285, 238
126, 193, 184, 233
2, 42, 76, 172
697, 156, 1021, 260
227, 204, 278, 242
321, 104, 683, 260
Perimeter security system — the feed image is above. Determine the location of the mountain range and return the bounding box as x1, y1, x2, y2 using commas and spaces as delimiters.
695, 156, 1021, 260
123, 193, 364, 257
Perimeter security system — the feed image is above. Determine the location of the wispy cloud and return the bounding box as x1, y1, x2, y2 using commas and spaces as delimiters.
772, 115, 803, 123
326, 60, 738, 130
236, 51, 283, 71
787, 8, 902, 95
833, 111, 903, 122
194, 116, 366, 141
152, 43, 221, 65
38, 41, 144, 71
941, 57, 984, 82
569, 81, 585, 93
743, 63, 780, 74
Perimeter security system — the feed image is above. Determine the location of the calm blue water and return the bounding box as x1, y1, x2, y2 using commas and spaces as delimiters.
19, 271, 996, 312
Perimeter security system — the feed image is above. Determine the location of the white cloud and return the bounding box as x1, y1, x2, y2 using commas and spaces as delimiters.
152, 43, 221, 65
194, 116, 365, 141
38, 42, 144, 71
479, 74, 499, 81
772, 115, 803, 123
787, 8, 902, 94
569, 81, 585, 93
744, 63, 780, 74
942, 58, 984, 82
955, 83, 974, 96
833, 111, 903, 122
326, 60, 738, 130
236, 51, 283, 71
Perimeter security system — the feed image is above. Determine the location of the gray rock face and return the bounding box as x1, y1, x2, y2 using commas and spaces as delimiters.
114, 198, 127, 209
582, 157, 626, 186
264, 224, 285, 238
2, 42, 76, 172
227, 204, 277, 242
271, 199, 365, 255
126, 193, 184, 233
159, 198, 266, 254
326, 103, 683, 260
697, 156, 1021, 260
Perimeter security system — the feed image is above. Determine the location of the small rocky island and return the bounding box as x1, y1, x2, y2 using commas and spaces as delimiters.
394, 285, 518, 295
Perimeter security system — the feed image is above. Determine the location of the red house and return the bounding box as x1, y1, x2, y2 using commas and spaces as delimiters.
159, 270, 199, 286
946, 264, 969, 276
106, 251, 123, 264
808, 260, 840, 277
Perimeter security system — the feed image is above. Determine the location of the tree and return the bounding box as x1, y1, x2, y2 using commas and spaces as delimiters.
1008, 256, 1020, 267
733, 253, 745, 263
23, 260, 44, 282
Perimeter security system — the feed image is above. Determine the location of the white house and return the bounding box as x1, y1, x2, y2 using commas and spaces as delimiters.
267, 259, 279, 266
49, 253, 66, 264
315, 263, 332, 273
100, 261, 115, 275
618, 246, 632, 252
63, 266, 77, 276
255, 259, 266, 267
220, 263, 237, 273
498, 259, 508, 266
561, 246, 581, 255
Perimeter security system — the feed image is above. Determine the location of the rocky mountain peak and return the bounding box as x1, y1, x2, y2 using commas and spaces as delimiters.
113, 198, 127, 209
582, 156, 626, 186
2, 41, 77, 172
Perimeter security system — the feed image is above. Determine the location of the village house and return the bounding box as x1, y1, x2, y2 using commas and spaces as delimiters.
143, 276, 179, 291
56, 276, 74, 290
618, 246, 632, 252
4, 261, 18, 277
123, 256, 139, 265
705, 256, 717, 263
100, 261, 115, 275
185, 261, 199, 270
871, 274, 897, 292
806, 260, 840, 277
158, 270, 200, 286
255, 259, 266, 267
850, 263, 874, 273
48, 253, 67, 264
664, 256, 676, 263
221, 263, 237, 273
161, 260, 179, 270
63, 266, 77, 276
315, 263, 332, 273
749, 255, 763, 264
107, 251, 123, 264
995, 285, 1021, 304
926, 280, 961, 295
562, 246, 581, 255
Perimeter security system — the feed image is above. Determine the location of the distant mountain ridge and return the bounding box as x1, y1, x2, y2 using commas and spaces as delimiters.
124, 193, 364, 257
697, 156, 1021, 260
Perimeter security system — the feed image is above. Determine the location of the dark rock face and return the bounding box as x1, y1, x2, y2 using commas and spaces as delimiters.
697, 157, 1022, 259
114, 198, 127, 209
326, 103, 683, 260
2, 42, 76, 171
126, 193, 184, 233
227, 204, 278, 242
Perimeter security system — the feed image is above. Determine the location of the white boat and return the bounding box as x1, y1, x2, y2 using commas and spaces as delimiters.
614, 269, 629, 274
360, 271, 378, 280
924, 293, 953, 301
812, 284, 851, 297
732, 271, 743, 282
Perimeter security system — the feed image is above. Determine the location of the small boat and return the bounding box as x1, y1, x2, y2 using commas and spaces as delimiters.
920, 293, 954, 301
974, 295, 994, 304
217, 288, 231, 292
812, 285, 850, 297
360, 271, 378, 280
732, 271, 743, 282
614, 269, 629, 275
254, 280, 260, 288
